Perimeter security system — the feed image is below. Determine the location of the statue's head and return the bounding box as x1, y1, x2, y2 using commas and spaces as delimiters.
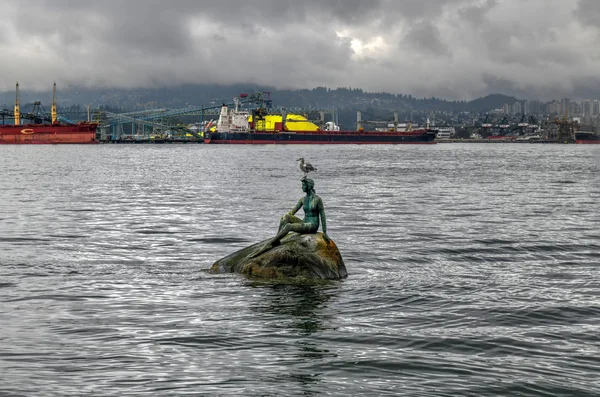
301, 176, 315, 192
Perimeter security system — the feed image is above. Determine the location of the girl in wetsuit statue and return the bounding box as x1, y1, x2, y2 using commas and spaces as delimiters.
250, 177, 329, 258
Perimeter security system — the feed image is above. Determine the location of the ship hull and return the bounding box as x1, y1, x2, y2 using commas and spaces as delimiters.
205, 130, 437, 144
575, 132, 600, 144
576, 140, 600, 144
0, 123, 98, 144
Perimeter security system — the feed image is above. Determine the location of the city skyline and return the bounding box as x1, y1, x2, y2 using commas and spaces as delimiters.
1, 0, 599, 101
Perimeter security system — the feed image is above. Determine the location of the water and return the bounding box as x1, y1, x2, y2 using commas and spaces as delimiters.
1, 144, 599, 396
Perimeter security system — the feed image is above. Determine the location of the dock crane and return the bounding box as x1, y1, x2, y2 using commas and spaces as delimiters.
481, 114, 492, 128
498, 115, 511, 135
528, 115, 538, 126
14, 82, 20, 126
0, 108, 12, 124
51, 82, 58, 124
479, 114, 493, 137
21, 101, 52, 124
517, 114, 529, 128
552, 116, 576, 142
511, 114, 529, 135
4, 82, 61, 125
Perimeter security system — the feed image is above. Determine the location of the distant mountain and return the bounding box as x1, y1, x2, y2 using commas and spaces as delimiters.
0, 84, 518, 114
466, 94, 518, 113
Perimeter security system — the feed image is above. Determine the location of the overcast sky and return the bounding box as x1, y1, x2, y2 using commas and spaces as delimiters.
1, 0, 599, 100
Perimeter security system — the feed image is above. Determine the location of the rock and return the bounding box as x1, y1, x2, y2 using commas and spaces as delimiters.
210, 232, 347, 280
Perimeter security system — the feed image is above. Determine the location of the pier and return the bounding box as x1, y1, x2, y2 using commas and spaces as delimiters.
77, 93, 334, 143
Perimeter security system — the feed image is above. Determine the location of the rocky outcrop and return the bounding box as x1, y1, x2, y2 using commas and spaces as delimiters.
210, 232, 347, 280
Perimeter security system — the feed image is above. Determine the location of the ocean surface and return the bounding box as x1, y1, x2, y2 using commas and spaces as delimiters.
0, 143, 599, 396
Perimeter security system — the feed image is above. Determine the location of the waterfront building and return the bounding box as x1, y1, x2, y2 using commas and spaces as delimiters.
547, 100, 561, 115
529, 100, 544, 114
561, 97, 571, 117
435, 127, 455, 139
583, 100, 593, 117
512, 101, 522, 115
571, 102, 582, 117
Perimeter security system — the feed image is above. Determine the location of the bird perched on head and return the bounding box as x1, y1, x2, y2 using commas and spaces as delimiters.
297, 157, 317, 176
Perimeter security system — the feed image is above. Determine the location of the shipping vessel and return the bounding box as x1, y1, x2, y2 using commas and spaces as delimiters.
0, 83, 98, 145
204, 96, 437, 144
575, 131, 600, 144
0, 123, 98, 144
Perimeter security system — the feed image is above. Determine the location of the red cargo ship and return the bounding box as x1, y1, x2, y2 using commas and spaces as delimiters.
0, 82, 98, 144
0, 122, 98, 144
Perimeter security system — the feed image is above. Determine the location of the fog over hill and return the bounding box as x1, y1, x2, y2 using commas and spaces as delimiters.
0, 84, 518, 114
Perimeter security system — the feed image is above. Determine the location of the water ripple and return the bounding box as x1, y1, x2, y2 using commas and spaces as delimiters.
0, 144, 599, 396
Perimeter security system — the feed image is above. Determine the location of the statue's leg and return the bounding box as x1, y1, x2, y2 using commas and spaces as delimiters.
249, 222, 315, 259
272, 222, 315, 245
279, 214, 302, 231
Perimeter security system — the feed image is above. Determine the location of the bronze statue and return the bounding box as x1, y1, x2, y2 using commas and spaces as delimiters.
250, 176, 329, 258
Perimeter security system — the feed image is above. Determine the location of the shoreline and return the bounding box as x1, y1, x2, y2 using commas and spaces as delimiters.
436, 139, 575, 144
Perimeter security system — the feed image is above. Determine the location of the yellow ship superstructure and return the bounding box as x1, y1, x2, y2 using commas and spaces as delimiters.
210, 101, 321, 133
249, 114, 320, 131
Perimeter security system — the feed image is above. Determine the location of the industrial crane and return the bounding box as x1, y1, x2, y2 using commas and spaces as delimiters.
511, 114, 529, 135
0, 108, 12, 124
528, 115, 538, 126
14, 82, 20, 125
51, 82, 58, 124
478, 114, 493, 137
552, 116, 576, 142
4, 82, 62, 125
1, 102, 52, 125
498, 116, 511, 135
20, 101, 52, 124
481, 114, 492, 128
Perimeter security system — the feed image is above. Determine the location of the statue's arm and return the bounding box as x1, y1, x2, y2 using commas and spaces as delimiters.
289, 198, 303, 215
318, 198, 329, 241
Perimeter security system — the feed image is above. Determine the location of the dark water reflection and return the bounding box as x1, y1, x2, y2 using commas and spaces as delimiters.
248, 284, 339, 395
1, 144, 599, 396
252, 284, 336, 335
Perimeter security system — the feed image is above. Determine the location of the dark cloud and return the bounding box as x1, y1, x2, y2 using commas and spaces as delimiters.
0, 0, 598, 100
575, 0, 600, 27
403, 21, 450, 56
459, 0, 497, 26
